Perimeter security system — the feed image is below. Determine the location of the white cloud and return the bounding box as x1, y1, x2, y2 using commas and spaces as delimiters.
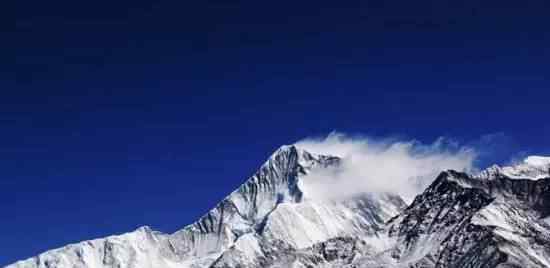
295, 132, 477, 203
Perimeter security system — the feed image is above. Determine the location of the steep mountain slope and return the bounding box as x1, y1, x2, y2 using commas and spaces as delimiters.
5, 146, 406, 268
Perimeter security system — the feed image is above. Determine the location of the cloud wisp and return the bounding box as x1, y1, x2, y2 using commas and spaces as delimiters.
295, 132, 477, 203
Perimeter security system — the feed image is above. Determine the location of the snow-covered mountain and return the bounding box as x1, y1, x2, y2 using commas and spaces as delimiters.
5, 147, 550, 268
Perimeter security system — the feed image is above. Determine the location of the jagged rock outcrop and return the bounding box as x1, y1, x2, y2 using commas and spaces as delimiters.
380, 165, 550, 268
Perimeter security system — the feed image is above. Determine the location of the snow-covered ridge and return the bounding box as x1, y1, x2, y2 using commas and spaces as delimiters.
476, 155, 550, 180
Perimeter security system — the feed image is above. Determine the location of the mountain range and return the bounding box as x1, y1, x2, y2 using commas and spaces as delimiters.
6, 145, 550, 268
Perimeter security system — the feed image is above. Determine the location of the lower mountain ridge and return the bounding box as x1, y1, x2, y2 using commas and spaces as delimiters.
6, 146, 550, 268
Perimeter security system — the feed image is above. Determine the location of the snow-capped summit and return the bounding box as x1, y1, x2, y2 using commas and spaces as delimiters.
476, 155, 550, 180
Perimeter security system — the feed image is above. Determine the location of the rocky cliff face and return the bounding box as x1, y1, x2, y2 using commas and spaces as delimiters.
369, 156, 550, 268
5, 148, 550, 268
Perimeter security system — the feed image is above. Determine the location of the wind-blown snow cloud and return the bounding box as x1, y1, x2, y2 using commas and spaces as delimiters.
295, 132, 477, 202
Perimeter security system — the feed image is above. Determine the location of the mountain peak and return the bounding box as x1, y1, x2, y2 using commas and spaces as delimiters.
270, 144, 297, 156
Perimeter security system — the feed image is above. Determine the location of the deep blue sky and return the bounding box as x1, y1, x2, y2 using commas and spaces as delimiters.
6, 0, 550, 265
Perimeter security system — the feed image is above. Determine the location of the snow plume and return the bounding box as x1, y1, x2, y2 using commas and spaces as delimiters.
295, 132, 477, 203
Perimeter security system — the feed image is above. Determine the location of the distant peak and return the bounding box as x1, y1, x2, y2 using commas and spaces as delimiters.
476, 155, 550, 180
